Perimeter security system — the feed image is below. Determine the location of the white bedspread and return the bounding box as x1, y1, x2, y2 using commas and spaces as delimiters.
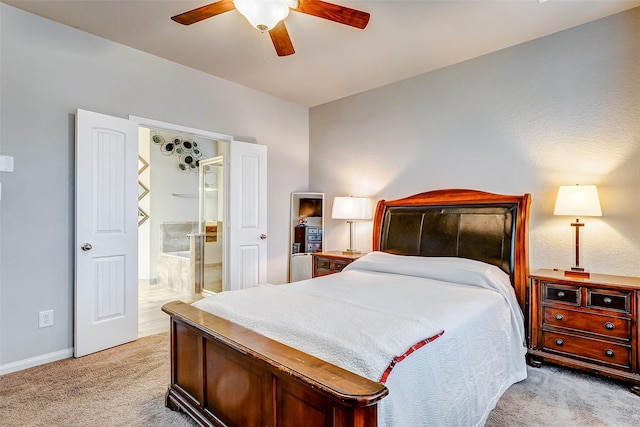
193, 252, 527, 427
192, 282, 443, 381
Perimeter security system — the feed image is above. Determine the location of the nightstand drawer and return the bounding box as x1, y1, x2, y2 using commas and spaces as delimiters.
316, 258, 331, 270
543, 331, 631, 368
312, 252, 362, 278
332, 260, 350, 272
543, 282, 581, 305
542, 307, 631, 340
314, 258, 349, 273
587, 289, 631, 313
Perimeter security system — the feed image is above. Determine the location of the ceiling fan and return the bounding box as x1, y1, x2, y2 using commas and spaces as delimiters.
171, 0, 370, 57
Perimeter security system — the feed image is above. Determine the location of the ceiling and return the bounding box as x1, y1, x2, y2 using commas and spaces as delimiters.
4, 0, 640, 107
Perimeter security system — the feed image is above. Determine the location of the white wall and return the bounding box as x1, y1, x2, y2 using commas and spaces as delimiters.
0, 4, 308, 367
310, 8, 640, 277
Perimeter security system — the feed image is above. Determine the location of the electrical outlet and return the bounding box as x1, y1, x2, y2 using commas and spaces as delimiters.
39, 310, 54, 328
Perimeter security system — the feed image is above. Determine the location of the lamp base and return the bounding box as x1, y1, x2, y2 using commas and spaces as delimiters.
342, 249, 361, 255
565, 269, 590, 279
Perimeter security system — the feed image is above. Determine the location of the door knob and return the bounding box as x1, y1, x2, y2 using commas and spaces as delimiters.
260, 234, 267, 240
81, 243, 93, 251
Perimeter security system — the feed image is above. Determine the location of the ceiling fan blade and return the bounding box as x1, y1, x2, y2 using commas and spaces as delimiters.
294, 0, 370, 29
171, 0, 236, 25
269, 21, 295, 57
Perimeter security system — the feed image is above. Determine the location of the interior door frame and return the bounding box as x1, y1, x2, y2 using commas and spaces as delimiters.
129, 116, 234, 291
129, 117, 234, 144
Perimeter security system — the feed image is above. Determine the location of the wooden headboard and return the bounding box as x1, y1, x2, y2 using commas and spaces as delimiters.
372, 189, 531, 310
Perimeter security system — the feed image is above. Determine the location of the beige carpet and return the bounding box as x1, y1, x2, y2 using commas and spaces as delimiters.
2, 333, 640, 426
0, 333, 195, 427
487, 363, 640, 427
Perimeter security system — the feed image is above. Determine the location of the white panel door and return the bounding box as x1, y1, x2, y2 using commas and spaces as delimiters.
75, 109, 138, 357
228, 141, 267, 290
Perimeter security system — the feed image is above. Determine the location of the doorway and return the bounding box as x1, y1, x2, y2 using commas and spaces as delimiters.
135, 122, 230, 337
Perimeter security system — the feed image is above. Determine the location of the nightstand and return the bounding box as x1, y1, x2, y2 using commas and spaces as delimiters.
528, 269, 640, 395
311, 251, 363, 278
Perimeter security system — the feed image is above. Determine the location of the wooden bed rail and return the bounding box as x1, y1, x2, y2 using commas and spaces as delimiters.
162, 301, 388, 427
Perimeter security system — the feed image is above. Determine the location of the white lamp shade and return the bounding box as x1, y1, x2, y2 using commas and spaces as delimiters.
234, 0, 290, 31
331, 196, 372, 220
553, 185, 602, 217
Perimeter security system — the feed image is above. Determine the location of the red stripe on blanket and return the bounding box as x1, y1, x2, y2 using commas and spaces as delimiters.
379, 330, 445, 384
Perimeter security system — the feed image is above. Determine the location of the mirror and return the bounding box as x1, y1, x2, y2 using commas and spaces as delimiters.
289, 192, 325, 282
196, 155, 225, 295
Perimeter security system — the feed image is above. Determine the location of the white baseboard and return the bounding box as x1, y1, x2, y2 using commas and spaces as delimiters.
0, 347, 73, 375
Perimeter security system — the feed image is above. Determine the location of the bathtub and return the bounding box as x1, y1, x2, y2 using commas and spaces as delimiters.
157, 245, 223, 295
157, 251, 192, 295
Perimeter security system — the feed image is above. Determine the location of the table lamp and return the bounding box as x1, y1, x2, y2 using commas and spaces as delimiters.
553, 185, 602, 278
331, 196, 372, 254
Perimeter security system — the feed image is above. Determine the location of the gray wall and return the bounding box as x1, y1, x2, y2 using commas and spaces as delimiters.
310, 8, 640, 277
0, 4, 308, 366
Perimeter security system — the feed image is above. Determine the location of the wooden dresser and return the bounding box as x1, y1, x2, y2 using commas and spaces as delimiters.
529, 269, 640, 394
312, 251, 363, 278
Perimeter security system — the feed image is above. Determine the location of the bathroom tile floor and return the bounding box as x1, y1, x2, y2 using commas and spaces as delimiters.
138, 282, 193, 338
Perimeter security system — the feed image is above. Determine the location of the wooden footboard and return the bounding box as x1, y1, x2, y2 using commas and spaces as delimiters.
162, 301, 388, 427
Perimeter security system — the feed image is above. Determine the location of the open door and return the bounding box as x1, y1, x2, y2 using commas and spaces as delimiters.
228, 141, 267, 290
75, 109, 138, 357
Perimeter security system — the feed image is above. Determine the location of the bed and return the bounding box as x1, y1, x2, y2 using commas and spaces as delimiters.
162, 188, 531, 427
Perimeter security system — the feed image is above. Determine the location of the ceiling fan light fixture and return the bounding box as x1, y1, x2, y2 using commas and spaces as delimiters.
234, 0, 291, 32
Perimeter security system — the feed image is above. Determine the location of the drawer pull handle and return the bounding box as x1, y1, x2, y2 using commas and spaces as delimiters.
555, 339, 564, 346
605, 322, 615, 330
555, 313, 564, 321
605, 349, 615, 358
557, 291, 566, 298
603, 297, 612, 304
